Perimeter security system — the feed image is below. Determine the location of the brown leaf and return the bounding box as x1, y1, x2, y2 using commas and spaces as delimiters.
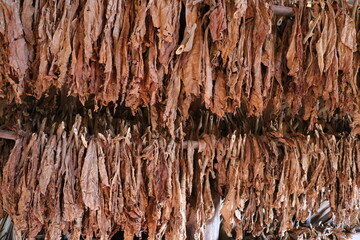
81, 139, 100, 210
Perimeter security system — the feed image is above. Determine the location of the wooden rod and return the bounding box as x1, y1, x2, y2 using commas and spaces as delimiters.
0, 130, 18, 141
271, 5, 294, 16
271, 1, 356, 17
182, 140, 200, 149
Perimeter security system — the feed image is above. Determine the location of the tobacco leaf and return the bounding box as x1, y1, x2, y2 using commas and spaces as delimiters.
80, 138, 100, 211
0, 1, 357, 131
209, 0, 227, 41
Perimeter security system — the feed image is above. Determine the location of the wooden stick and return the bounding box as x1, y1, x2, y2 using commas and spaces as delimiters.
182, 140, 200, 149
271, 1, 356, 17
271, 5, 294, 16
0, 130, 18, 141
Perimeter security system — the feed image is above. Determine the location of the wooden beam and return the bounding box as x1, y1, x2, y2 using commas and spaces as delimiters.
0, 130, 18, 141
182, 140, 200, 149
271, 5, 294, 16
271, 1, 357, 17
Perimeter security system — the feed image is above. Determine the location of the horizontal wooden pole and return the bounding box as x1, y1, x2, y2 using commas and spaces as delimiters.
272, 5, 294, 16
0, 130, 203, 148
182, 140, 200, 149
0, 129, 202, 147
271, 1, 356, 17
0, 130, 18, 141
